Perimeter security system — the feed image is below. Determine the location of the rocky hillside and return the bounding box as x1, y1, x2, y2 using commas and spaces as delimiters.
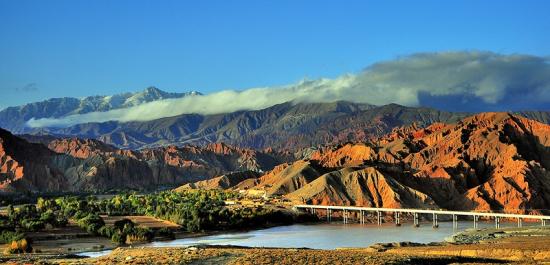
174, 171, 262, 191
0, 129, 284, 193
180, 113, 550, 213
0, 128, 73, 192
0, 87, 200, 133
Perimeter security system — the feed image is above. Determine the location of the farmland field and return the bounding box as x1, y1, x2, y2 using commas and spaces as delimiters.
100, 215, 181, 229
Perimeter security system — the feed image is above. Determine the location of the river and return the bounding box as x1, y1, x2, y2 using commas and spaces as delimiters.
81, 219, 533, 257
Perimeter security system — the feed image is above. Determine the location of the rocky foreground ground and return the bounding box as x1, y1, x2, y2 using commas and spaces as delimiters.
1, 246, 508, 265
3, 227, 550, 264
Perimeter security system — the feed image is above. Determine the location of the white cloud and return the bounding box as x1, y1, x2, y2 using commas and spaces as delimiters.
27, 51, 550, 128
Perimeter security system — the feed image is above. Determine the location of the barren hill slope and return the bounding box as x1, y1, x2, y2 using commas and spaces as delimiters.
286, 167, 436, 208
175, 171, 261, 191
181, 112, 550, 213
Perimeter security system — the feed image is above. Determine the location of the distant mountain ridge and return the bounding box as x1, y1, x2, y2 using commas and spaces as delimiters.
0, 87, 200, 133
29, 101, 550, 151
2, 86, 549, 151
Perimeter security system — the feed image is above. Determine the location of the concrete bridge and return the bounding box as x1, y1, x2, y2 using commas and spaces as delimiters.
294, 205, 550, 229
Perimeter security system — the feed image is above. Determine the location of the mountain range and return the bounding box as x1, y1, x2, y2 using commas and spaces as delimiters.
4, 111, 549, 214
179, 112, 550, 213
3, 87, 549, 152
2, 87, 550, 214
30, 101, 467, 150
0, 87, 200, 133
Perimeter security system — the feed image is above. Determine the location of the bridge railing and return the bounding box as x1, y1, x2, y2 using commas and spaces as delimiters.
294, 204, 550, 221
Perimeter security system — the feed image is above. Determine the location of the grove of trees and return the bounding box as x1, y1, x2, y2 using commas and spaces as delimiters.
1, 190, 311, 252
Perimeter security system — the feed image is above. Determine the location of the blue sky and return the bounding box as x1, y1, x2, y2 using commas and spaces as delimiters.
1, 0, 549, 109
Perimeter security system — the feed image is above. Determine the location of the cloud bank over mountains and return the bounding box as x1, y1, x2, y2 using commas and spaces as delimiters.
27, 51, 550, 128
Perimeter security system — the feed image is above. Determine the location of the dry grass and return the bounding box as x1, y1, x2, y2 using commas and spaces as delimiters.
388, 236, 550, 262
100, 215, 180, 229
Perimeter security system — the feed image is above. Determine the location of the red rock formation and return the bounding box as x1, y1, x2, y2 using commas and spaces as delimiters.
388, 113, 550, 213
0, 130, 285, 193
184, 112, 550, 213
48, 138, 117, 159
309, 144, 377, 168
0, 128, 69, 192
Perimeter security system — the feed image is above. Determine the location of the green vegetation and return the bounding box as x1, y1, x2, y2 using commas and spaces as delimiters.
0, 230, 24, 244
76, 190, 300, 232
0, 190, 312, 248
1, 201, 68, 232
98, 218, 153, 244
156, 227, 175, 240
0, 197, 70, 252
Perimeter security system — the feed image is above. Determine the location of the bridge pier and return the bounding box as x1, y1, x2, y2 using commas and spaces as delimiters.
495, 217, 500, 229
343, 209, 348, 224
452, 214, 458, 229
542, 219, 546, 227
517, 217, 522, 228
413, 212, 419, 227
432, 213, 439, 228
377, 211, 382, 225
395, 212, 401, 226
360, 210, 365, 224
473, 215, 479, 229
327, 209, 332, 222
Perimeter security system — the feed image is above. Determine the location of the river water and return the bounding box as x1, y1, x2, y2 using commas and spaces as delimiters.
81, 220, 534, 257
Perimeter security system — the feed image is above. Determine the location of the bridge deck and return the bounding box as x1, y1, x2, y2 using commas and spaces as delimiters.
294, 205, 550, 220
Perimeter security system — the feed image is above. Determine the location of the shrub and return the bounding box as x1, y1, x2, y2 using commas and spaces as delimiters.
114, 218, 134, 230
77, 214, 105, 235
134, 227, 153, 241
55, 216, 69, 227
126, 229, 152, 244
39, 210, 55, 224
110, 230, 126, 245
155, 227, 175, 240
3, 238, 32, 254
0, 230, 24, 244
98, 225, 116, 238
20, 219, 45, 232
